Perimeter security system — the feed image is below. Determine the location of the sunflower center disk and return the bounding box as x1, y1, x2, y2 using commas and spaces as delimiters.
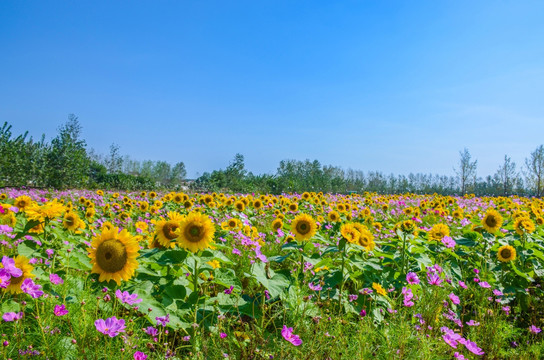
501, 249, 512, 258
96, 239, 128, 273
297, 222, 310, 235
485, 217, 497, 228
187, 225, 202, 243
162, 222, 179, 240
10, 274, 24, 286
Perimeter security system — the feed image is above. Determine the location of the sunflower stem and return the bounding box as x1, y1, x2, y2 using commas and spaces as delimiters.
337, 242, 346, 314
192, 257, 199, 351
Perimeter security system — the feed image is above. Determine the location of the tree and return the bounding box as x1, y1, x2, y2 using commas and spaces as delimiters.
525, 145, 544, 197
46, 114, 90, 189
105, 143, 123, 174
170, 162, 187, 187
494, 155, 517, 196
455, 148, 477, 194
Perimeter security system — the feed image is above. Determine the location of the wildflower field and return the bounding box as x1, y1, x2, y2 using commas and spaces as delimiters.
1, 189, 544, 359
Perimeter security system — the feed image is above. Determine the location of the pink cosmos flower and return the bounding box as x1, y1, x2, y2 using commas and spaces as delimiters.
529, 325, 542, 334
21, 278, 43, 298
309, 282, 322, 291
49, 274, 64, 285
156, 314, 170, 327
1, 256, 22, 277
406, 272, 420, 285
115, 289, 142, 305
95, 316, 126, 337
134, 351, 147, 360
449, 293, 460, 305
281, 325, 302, 346
478, 281, 491, 289
2, 312, 23, 322
54, 304, 69, 316
463, 339, 485, 355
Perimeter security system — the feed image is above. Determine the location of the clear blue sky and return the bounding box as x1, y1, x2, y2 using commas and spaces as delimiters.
1, 1, 543, 178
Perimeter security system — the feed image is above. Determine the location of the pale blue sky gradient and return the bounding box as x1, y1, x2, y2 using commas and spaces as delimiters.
1, 1, 543, 178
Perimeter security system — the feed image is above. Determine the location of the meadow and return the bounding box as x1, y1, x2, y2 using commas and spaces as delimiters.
0, 188, 543, 359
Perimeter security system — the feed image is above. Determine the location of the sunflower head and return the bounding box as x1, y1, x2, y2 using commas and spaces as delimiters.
514, 217, 535, 235
175, 212, 215, 252
88, 227, 140, 285
3, 255, 35, 294
63, 212, 81, 231
428, 223, 450, 241
340, 223, 360, 244
497, 245, 516, 263
482, 209, 503, 234
291, 214, 317, 242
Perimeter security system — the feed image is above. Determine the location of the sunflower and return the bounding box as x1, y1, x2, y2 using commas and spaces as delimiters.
497, 245, 516, 263
175, 212, 215, 252
428, 223, 450, 241
291, 214, 317, 241
88, 226, 140, 285
340, 223, 360, 244
63, 212, 81, 231
234, 201, 245, 212
101, 221, 115, 231
400, 220, 415, 233
514, 217, 535, 235
135, 221, 149, 232
482, 209, 503, 233
3, 255, 35, 294
271, 218, 283, 231
358, 229, 375, 251
25, 199, 65, 221
149, 191, 157, 199
328, 211, 340, 222
139, 201, 150, 212
14, 195, 33, 211
372, 282, 387, 296
226, 218, 242, 231
253, 200, 263, 210
155, 212, 185, 248
0, 193, 7, 200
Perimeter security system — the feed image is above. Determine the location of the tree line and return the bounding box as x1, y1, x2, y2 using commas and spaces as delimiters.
2, 116, 544, 196
0, 116, 186, 190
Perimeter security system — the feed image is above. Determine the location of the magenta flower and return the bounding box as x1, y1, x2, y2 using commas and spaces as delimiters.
0, 271, 10, 288
463, 339, 484, 355
402, 287, 415, 307
466, 320, 480, 326
454, 352, 466, 360
2, 312, 23, 322
156, 314, 170, 327
427, 273, 443, 286
95, 316, 126, 337
458, 281, 467, 289
478, 281, 491, 288
134, 351, 147, 360
21, 278, 43, 298
529, 325, 542, 334
281, 325, 302, 346
406, 272, 420, 285
224, 286, 234, 295
441, 236, 456, 249
449, 293, 460, 305
144, 326, 158, 336
49, 274, 64, 285
1, 256, 22, 277
309, 282, 322, 291
220, 332, 227, 338
115, 289, 142, 305
440, 327, 463, 349
54, 304, 69, 316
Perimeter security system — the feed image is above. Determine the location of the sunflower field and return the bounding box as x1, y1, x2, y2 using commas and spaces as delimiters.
1, 189, 544, 359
